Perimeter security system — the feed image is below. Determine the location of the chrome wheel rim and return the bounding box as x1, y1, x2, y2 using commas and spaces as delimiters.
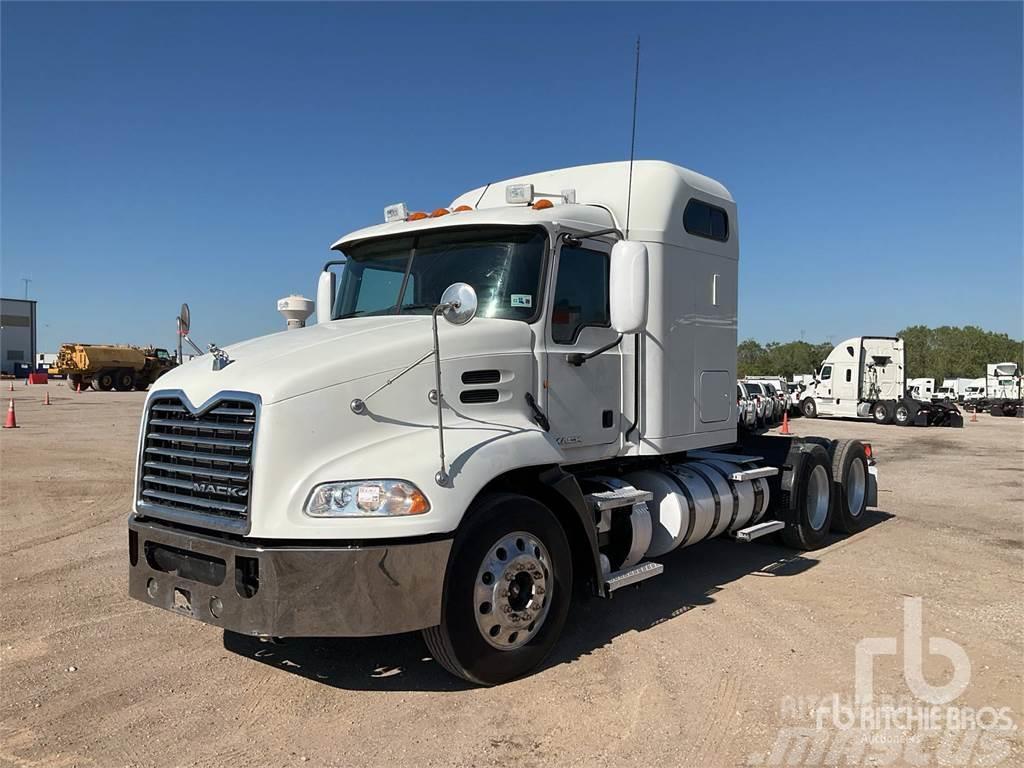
846, 458, 866, 517
896, 405, 909, 422
806, 464, 830, 530
474, 531, 552, 650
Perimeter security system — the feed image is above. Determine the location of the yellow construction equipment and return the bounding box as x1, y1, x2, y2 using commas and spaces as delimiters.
49, 344, 178, 391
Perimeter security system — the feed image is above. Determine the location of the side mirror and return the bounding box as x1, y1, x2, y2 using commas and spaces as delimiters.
440, 282, 478, 326
609, 240, 648, 334
316, 270, 336, 323
178, 303, 191, 335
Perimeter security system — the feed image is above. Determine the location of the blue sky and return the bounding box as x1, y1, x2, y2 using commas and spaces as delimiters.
2, 2, 1021, 353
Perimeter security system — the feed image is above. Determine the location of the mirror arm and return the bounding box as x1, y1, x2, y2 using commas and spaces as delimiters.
560, 228, 624, 248
321, 257, 347, 271
431, 301, 459, 487
566, 334, 623, 367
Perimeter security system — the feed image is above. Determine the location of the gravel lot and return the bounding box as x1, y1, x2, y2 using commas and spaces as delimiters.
1, 384, 1021, 767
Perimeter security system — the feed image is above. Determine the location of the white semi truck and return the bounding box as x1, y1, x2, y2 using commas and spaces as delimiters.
965, 363, 1022, 416
128, 161, 880, 685
798, 337, 963, 427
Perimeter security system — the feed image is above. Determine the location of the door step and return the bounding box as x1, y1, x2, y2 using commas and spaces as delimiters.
732, 520, 784, 542
585, 487, 653, 511
604, 561, 664, 593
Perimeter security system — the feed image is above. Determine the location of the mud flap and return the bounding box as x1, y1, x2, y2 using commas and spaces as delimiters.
866, 463, 879, 508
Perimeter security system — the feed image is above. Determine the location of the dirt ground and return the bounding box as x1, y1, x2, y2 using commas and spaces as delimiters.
1, 383, 1021, 768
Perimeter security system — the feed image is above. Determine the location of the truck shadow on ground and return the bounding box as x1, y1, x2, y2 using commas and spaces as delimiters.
222, 510, 893, 692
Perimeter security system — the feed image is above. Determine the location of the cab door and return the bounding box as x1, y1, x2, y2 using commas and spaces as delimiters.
814, 364, 835, 414
543, 238, 621, 452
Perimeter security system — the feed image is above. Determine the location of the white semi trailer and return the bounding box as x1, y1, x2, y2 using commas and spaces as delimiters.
799, 337, 963, 427
128, 161, 880, 685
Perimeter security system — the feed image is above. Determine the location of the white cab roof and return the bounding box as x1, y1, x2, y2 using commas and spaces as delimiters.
331, 160, 733, 250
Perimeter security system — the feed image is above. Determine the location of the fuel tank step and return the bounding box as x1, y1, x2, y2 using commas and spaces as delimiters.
604, 561, 664, 593
732, 520, 784, 542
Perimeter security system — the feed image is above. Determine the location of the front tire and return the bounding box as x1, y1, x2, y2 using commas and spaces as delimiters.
801, 398, 817, 418
422, 493, 572, 685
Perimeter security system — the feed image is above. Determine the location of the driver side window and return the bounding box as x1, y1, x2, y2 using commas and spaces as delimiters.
551, 245, 610, 344
821, 365, 832, 381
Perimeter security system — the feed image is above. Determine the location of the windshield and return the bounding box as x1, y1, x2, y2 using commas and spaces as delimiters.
332, 227, 547, 321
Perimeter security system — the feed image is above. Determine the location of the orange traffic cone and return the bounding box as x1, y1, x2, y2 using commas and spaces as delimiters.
780, 410, 791, 435
43, 390, 51, 406
76, 381, 82, 394
970, 407, 978, 423
3, 399, 18, 429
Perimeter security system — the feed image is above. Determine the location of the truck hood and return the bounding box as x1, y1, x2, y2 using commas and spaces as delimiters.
152, 316, 533, 407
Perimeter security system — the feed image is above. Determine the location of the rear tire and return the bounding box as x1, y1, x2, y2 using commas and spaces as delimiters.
801, 398, 817, 418
827, 440, 870, 533
893, 399, 916, 427
114, 369, 135, 392
95, 371, 114, 391
422, 493, 572, 686
871, 401, 893, 425
780, 444, 834, 550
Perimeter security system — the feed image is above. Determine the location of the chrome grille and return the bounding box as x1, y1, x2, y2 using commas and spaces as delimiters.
137, 395, 257, 532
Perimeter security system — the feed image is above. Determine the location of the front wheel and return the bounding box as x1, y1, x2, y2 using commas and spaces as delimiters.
801, 398, 817, 418
422, 493, 572, 686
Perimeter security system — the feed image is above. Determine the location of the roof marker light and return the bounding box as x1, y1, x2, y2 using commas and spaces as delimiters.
431, 208, 450, 218
453, 205, 473, 212
384, 203, 409, 223
532, 199, 554, 210
505, 183, 534, 205
408, 211, 428, 221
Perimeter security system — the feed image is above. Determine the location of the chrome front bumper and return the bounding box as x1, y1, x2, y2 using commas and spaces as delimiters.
129, 519, 452, 637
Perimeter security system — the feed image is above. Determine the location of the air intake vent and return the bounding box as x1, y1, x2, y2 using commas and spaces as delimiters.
461, 369, 500, 385
460, 389, 500, 404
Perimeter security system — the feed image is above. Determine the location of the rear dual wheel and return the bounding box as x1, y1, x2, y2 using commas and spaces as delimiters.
95, 371, 115, 391
779, 444, 834, 550
805, 438, 870, 534
893, 400, 917, 427
114, 369, 135, 391
871, 401, 895, 425
423, 493, 572, 686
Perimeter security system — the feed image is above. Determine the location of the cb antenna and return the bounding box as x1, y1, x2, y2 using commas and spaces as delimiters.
625, 36, 641, 239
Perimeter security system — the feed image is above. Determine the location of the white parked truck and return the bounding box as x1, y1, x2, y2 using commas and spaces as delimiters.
966, 363, 1022, 416
128, 161, 880, 685
907, 377, 934, 401
799, 337, 963, 427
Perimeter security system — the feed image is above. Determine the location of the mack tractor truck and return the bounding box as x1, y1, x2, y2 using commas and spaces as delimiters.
128, 161, 879, 685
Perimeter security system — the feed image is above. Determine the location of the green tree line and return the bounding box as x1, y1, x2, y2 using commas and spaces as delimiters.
737, 326, 1023, 381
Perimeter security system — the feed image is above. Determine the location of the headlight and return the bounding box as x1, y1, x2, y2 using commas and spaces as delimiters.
304, 480, 430, 518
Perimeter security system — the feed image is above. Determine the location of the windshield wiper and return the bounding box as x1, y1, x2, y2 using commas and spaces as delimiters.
334, 310, 367, 319
395, 303, 438, 313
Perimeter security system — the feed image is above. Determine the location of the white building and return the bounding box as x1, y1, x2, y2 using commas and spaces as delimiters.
0, 298, 37, 375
